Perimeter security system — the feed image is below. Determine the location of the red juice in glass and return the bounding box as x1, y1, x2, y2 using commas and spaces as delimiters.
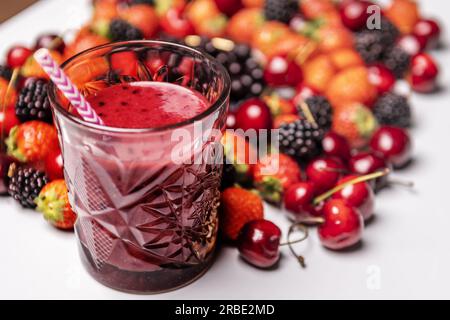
49, 41, 230, 293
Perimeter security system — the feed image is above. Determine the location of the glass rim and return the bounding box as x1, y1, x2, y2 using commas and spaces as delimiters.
48, 40, 231, 134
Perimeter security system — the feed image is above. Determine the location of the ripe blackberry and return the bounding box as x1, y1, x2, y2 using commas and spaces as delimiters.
355, 18, 400, 64
8, 164, 49, 209
109, 19, 143, 42
278, 119, 324, 162
0, 65, 12, 81
382, 45, 411, 78
193, 38, 265, 102
373, 93, 411, 128
221, 156, 237, 191
15, 79, 53, 124
264, 0, 298, 24
298, 96, 333, 131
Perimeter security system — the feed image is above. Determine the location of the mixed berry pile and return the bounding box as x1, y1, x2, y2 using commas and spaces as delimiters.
0, 0, 443, 269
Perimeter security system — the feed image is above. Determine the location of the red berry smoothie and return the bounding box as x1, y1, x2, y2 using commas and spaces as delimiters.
68, 82, 223, 293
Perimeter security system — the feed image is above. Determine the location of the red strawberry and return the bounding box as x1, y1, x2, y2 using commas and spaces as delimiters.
36, 180, 77, 230
6, 121, 59, 163
220, 187, 264, 241
253, 153, 301, 204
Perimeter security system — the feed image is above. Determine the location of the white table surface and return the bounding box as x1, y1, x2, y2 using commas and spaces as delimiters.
0, 0, 449, 300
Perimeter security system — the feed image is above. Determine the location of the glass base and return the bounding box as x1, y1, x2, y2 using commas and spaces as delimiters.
78, 241, 215, 294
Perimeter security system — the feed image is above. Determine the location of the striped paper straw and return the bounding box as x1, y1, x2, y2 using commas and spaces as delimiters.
34, 49, 104, 126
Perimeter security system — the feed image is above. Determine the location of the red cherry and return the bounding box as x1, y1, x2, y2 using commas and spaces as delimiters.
214, 0, 243, 17
339, 0, 373, 31
35, 34, 66, 54
235, 98, 272, 131
237, 220, 282, 269
7, 46, 33, 69
44, 148, 64, 181
0, 108, 20, 137
0, 154, 15, 195
410, 53, 439, 93
397, 34, 425, 56
264, 55, 303, 87
370, 126, 412, 169
413, 18, 441, 50
292, 83, 318, 106
332, 175, 375, 221
306, 157, 346, 194
349, 152, 391, 191
160, 7, 195, 38
226, 111, 237, 129
284, 182, 321, 219
318, 199, 364, 250
322, 131, 351, 161
368, 64, 396, 95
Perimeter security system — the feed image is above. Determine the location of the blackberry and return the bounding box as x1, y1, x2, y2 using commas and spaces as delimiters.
109, 19, 143, 42
298, 96, 333, 131
354, 18, 400, 64
192, 38, 265, 102
264, 0, 298, 24
0, 65, 12, 81
221, 156, 237, 191
382, 45, 411, 78
373, 93, 411, 128
15, 79, 53, 124
278, 119, 324, 162
8, 164, 49, 209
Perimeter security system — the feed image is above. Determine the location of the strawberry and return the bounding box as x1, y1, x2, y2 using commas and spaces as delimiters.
194, 14, 228, 38
222, 131, 258, 184
226, 8, 264, 44
300, 0, 337, 20
329, 48, 364, 71
251, 21, 291, 57
384, 0, 420, 34
316, 26, 353, 54
252, 153, 301, 204
119, 4, 159, 39
303, 54, 337, 93
6, 121, 59, 163
220, 187, 264, 241
332, 103, 378, 149
326, 66, 378, 109
0, 77, 17, 109
36, 179, 77, 230
21, 50, 64, 80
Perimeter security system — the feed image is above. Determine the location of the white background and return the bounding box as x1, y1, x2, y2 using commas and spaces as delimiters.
0, 0, 449, 299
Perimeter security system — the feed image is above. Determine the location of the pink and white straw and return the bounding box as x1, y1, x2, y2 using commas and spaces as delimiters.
34, 48, 104, 126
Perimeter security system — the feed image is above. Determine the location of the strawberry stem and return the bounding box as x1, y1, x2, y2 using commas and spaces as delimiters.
299, 101, 317, 126
313, 168, 391, 205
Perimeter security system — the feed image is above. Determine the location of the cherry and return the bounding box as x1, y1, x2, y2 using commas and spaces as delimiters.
397, 34, 425, 57
0, 154, 15, 195
322, 131, 351, 162
44, 148, 64, 181
332, 175, 375, 221
306, 157, 346, 194
413, 18, 441, 50
264, 55, 303, 87
349, 152, 390, 191
284, 182, 321, 219
35, 34, 66, 54
160, 6, 195, 38
237, 219, 282, 269
6, 46, 33, 69
410, 53, 439, 93
0, 108, 20, 137
370, 126, 412, 169
292, 83, 318, 106
226, 111, 237, 129
339, 0, 373, 31
235, 98, 272, 131
368, 64, 396, 95
318, 199, 364, 250
214, 0, 243, 17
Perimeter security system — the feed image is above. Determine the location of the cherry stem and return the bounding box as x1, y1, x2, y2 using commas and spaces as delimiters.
1, 68, 19, 154
313, 168, 391, 205
299, 101, 317, 126
388, 179, 415, 188
280, 222, 309, 268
